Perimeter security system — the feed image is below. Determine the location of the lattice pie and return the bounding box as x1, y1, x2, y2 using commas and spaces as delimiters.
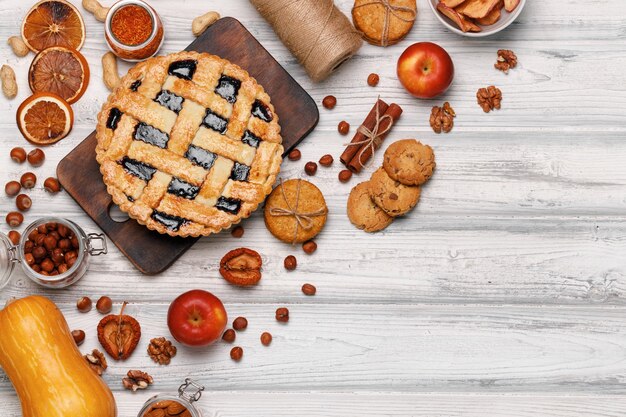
96, 51, 283, 237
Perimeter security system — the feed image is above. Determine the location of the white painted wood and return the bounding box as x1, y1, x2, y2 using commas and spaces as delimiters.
1, 0, 625, 415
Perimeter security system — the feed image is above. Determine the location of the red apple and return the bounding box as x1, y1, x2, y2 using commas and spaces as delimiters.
397, 42, 454, 99
167, 289, 227, 347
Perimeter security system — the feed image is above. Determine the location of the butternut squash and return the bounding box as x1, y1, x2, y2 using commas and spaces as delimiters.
0, 296, 117, 417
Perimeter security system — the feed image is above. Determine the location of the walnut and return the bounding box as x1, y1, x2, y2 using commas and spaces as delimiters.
84, 349, 108, 376
148, 337, 177, 365
122, 369, 153, 391
495, 49, 517, 73
476, 86, 502, 113
429, 101, 455, 133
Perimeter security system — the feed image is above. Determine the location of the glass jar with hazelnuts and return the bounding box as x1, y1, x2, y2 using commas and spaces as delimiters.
0, 218, 107, 290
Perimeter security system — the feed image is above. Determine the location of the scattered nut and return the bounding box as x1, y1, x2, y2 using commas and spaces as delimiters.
288, 149, 301, 161
72, 329, 86, 346
338, 121, 350, 135
495, 49, 517, 73
302, 240, 317, 254
367, 73, 380, 87
304, 161, 318, 176
233, 316, 248, 331
147, 337, 177, 365
230, 346, 243, 361
84, 349, 108, 376
1, 65, 17, 99
27, 149, 45, 166
10, 147, 26, 163
284, 255, 297, 270
5, 181, 21, 197
275, 307, 289, 322
77, 296, 93, 313
430, 102, 455, 134
222, 328, 236, 343
16, 194, 32, 211
260, 332, 272, 346
319, 154, 333, 167
477, 86, 502, 113
231, 225, 244, 238
96, 296, 113, 314
6, 212, 23, 228
220, 247, 263, 286
338, 169, 352, 183
192, 11, 220, 37
302, 283, 317, 296
322, 95, 337, 109
102, 52, 121, 91
7, 36, 29, 57
82, 0, 110, 22
20, 172, 36, 189
44, 177, 61, 193
122, 370, 153, 391
8, 231, 21, 245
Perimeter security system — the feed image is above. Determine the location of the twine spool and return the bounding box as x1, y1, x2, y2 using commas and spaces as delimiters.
249, 0, 363, 82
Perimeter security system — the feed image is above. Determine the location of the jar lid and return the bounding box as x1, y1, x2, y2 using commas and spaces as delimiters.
0, 233, 17, 291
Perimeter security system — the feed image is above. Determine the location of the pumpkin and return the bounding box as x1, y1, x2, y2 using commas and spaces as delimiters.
0, 296, 117, 417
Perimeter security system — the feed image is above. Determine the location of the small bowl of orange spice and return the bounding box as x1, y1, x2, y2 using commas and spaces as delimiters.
105, 0, 164, 61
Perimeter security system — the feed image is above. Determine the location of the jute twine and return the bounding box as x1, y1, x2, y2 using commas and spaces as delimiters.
249, 0, 363, 82
352, 0, 417, 47
344, 98, 394, 167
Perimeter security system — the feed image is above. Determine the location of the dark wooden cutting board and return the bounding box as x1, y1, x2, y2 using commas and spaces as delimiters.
57, 17, 319, 275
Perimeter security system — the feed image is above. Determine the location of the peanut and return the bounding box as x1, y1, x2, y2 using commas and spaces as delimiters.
102, 52, 121, 91
192, 11, 220, 37
7, 36, 29, 57
82, 0, 109, 22
1, 65, 17, 99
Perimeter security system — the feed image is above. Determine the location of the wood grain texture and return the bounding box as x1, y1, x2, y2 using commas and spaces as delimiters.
1, 0, 625, 415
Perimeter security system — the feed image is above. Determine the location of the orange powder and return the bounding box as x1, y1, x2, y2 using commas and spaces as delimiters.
111, 5, 153, 46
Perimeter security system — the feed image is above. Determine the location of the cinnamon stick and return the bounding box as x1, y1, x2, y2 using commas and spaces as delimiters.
347, 103, 403, 173
340, 98, 389, 166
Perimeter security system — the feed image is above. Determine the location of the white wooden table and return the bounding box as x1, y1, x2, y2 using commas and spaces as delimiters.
2, 0, 626, 415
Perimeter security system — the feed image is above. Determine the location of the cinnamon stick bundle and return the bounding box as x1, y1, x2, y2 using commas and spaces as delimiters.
340, 99, 389, 166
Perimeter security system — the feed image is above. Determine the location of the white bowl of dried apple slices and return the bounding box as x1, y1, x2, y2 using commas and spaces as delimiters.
429, 0, 526, 37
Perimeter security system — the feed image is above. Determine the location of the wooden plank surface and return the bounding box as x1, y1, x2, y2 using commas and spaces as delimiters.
1, 0, 625, 415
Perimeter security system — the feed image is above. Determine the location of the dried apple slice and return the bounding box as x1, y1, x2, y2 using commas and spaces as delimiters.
476, 1, 502, 25
455, 0, 501, 18
504, 0, 520, 12
441, 0, 466, 7
437, 2, 481, 32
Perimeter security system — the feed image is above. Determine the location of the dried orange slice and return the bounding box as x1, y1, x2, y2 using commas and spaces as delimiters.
17, 93, 74, 145
21, 0, 86, 53
29, 46, 90, 104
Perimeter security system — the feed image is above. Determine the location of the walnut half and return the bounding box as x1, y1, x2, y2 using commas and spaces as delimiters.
148, 337, 177, 365
430, 101, 456, 134
495, 49, 517, 73
122, 369, 153, 391
476, 86, 502, 113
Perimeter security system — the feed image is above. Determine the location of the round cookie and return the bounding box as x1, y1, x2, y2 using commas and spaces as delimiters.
264, 179, 328, 243
352, 0, 417, 47
369, 167, 420, 217
383, 139, 435, 186
347, 182, 394, 233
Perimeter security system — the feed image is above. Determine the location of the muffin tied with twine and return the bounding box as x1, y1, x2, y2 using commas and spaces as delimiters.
264, 179, 328, 243
352, 0, 417, 47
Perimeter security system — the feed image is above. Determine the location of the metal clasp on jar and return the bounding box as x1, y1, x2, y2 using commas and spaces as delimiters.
178, 379, 204, 404
87, 233, 108, 256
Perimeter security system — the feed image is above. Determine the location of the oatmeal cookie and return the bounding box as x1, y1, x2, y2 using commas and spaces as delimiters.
369, 167, 420, 217
382, 139, 435, 186
352, 0, 417, 47
347, 182, 394, 232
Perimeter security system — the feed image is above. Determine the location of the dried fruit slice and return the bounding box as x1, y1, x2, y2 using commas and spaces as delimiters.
437, 3, 482, 32
29, 46, 90, 104
219, 247, 262, 286
21, 0, 86, 53
17, 93, 74, 145
504, 0, 520, 12
97, 302, 141, 360
475, 2, 502, 25
455, 0, 501, 18
441, 0, 466, 7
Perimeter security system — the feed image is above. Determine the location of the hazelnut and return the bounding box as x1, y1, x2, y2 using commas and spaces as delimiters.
288, 149, 301, 161
338, 121, 350, 135
64, 250, 78, 266
51, 248, 64, 264
77, 296, 92, 313
10, 147, 26, 163
304, 161, 317, 176
27, 148, 45, 166
6, 211, 23, 227
284, 255, 297, 270
71, 236, 79, 249
8, 230, 21, 245
44, 177, 61, 193
302, 283, 317, 296
302, 240, 317, 254
40, 258, 54, 273
260, 332, 272, 346
20, 172, 36, 189
338, 169, 353, 183
34, 234, 46, 246
58, 263, 69, 274
5, 181, 21, 197
32, 246, 46, 260
46, 222, 57, 231
31, 264, 41, 273
24, 240, 34, 253
43, 235, 57, 251
58, 238, 71, 250
230, 346, 243, 361
222, 329, 236, 343
71, 329, 85, 346
231, 225, 244, 238
233, 316, 248, 331
58, 224, 69, 237
37, 224, 47, 234
319, 154, 333, 167
16, 194, 32, 211
24, 253, 35, 266
96, 296, 113, 314
28, 229, 39, 241
275, 307, 289, 322
367, 73, 380, 87
322, 95, 337, 110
